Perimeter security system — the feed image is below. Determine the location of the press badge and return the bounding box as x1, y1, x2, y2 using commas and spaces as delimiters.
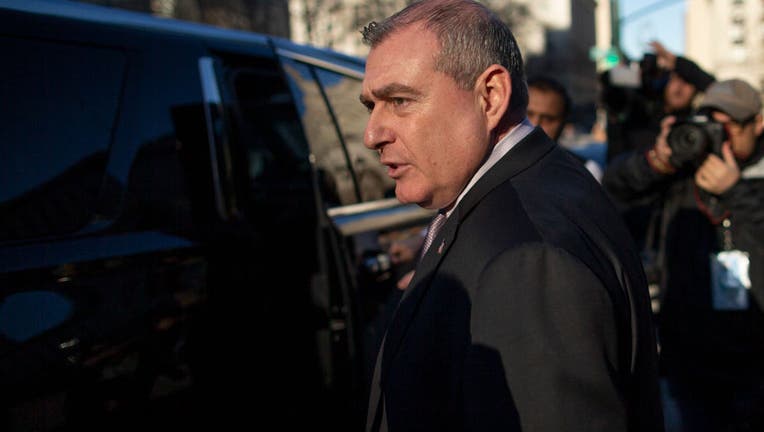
710, 250, 751, 310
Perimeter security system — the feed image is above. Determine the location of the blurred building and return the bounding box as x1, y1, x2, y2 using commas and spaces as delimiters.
79, 0, 609, 129
79, 0, 291, 38
505, 0, 599, 128
288, 0, 406, 56
289, 0, 601, 130
686, 0, 764, 93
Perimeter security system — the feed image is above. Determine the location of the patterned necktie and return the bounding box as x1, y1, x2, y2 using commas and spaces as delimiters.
420, 212, 447, 259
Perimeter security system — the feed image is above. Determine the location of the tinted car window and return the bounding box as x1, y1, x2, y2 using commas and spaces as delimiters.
280, 57, 360, 206
0, 37, 125, 241
315, 68, 394, 202
226, 63, 311, 181
111, 42, 202, 235
216, 54, 317, 216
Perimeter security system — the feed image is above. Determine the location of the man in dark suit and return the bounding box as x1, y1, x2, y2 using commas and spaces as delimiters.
359, 1, 663, 431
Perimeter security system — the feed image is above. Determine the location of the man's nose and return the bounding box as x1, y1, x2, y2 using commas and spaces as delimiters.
364, 108, 394, 150
527, 112, 540, 127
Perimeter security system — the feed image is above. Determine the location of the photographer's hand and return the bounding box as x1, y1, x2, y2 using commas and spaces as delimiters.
646, 116, 677, 174
695, 142, 740, 194
650, 40, 676, 70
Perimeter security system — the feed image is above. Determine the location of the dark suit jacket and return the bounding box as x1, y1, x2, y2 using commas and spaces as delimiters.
367, 129, 663, 432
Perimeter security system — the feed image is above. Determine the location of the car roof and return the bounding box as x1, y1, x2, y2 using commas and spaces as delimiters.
1, 0, 365, 75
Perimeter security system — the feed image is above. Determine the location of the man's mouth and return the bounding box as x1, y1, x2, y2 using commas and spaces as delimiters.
383, 162, 408, 179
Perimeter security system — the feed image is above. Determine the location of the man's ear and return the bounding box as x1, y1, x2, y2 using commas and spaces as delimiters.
754, 113, 764, 136
476, 64, 511, 131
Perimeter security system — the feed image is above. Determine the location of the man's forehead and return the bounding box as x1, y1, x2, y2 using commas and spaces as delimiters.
528, 89, 564, 112
668, 73, 695, 89
363, 29, 440, 95
366, 23, 437, 67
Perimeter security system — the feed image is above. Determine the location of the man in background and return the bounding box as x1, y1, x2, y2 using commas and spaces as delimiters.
527, 75, 603, 182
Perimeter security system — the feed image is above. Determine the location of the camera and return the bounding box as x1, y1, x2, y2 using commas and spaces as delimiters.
638, 54, 666, 100
606, 54, 665, 91
600, 54, 669, 118
666, 114, 727, 169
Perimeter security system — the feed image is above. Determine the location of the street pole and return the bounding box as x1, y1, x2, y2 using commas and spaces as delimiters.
610, 0, 621, 56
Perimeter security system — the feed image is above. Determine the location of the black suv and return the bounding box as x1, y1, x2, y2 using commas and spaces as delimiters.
0, 1, 432, 430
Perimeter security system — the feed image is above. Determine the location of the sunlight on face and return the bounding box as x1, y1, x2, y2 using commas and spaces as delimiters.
361, 25, 492, 210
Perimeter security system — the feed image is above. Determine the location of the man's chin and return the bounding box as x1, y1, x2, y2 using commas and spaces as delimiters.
395, 185, 437, 209
395, 188, 418, 205
394, 192, 413, 204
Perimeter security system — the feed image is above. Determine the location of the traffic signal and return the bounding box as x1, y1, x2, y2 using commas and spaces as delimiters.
604, 47, 620, 68
589, 46, 622, 70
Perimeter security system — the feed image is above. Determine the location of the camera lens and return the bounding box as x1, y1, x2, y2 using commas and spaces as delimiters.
667, 123, 710, 168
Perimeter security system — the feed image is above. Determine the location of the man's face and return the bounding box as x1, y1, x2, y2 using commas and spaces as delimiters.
664, 73, 697, 113
527, 87, 565, 141
361, 24, 492, 210
711, 111, 763, 160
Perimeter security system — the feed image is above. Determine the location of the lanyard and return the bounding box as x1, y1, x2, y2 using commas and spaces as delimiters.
720, 218, 734, 251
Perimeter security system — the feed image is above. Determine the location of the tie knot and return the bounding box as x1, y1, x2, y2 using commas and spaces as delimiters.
420, 212, 447, 259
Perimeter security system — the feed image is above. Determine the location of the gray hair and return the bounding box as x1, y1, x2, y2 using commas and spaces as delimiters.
361, 0, 528, 119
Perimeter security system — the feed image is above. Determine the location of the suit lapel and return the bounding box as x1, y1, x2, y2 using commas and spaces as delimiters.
381, 210, 458, 375
380, 128, 556, 379
457, 128, 555, 221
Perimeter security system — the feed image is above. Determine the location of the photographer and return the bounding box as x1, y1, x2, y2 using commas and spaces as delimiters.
602, 79, 764, 431
603, 41, 716, 163
601, 42, 716, 311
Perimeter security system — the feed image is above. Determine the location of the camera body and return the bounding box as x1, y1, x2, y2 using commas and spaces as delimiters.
636, 53, 667, 100
666, 114, 727, 169
600, 54, 670, 122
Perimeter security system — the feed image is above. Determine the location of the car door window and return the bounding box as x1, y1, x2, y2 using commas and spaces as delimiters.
313, 68, 394, 203
0, 37, 125, 242
279, 57, 364, 207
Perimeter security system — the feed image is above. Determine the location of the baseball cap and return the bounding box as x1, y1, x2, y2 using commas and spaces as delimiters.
698, 79, 762, 123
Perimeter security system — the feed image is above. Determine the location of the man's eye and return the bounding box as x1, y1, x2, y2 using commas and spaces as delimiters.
391, 97, 407, 107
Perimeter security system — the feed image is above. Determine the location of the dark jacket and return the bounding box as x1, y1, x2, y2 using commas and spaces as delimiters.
367, 129, 663, 431
602, 136, 764, 384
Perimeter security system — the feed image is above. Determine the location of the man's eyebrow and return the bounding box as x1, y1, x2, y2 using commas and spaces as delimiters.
360, 83, 422, 108
363, 83, 422, 102
374, 83, 421, 99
